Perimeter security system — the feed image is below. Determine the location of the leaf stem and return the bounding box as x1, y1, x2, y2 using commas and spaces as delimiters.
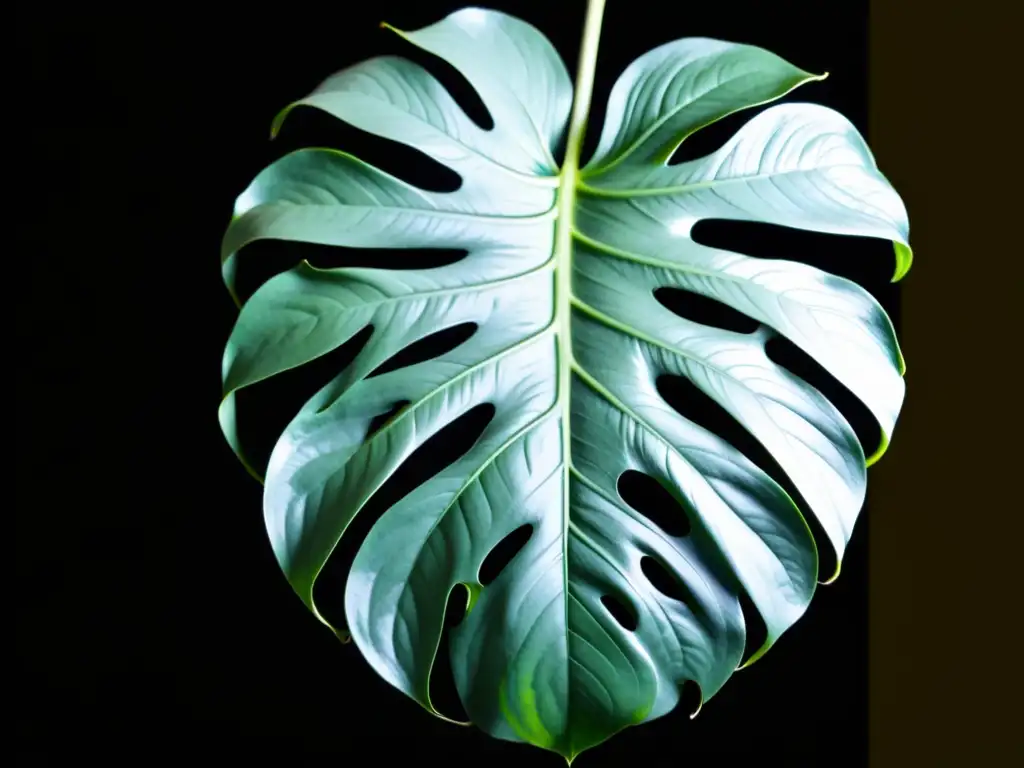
563, 0, 607, 174
555, 0, 608, 395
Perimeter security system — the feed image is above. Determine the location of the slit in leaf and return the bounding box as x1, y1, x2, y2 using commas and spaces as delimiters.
765, 336, 882, 460
600, 593, 639, 631
655, 373, 837, 579
271, 104, 461, 192
367, 322, 478, 379
478, 524, 533, 586
379, 28, 493, 130
230, 240, 466, 307
365, 400, 411, 441
667, 105, 774, 165
427, 584, 471, 723
303, 245, 467, 271
690, 219, 896, 291
654, 286, 760, 334
312, 403, 496, 631
233, 325, 374, 476
617, 470, 691, 538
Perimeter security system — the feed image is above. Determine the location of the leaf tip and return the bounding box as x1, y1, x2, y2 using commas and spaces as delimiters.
865, 428, 893, 468
821, 559, 842, 585
736, 645, 770, 671
799, 69, 829, 84
891, 241, 913, 283
269, 103, 297, 141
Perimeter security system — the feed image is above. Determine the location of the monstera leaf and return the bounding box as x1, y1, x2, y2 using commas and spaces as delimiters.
219, 3, 911, 762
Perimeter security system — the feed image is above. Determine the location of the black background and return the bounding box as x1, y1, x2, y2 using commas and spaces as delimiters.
19, 1, 908, 765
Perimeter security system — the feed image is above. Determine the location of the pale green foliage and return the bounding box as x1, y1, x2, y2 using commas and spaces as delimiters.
219, 5, 910, 760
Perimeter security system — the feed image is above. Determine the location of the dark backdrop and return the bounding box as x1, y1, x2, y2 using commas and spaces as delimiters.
20, 2, 894, 765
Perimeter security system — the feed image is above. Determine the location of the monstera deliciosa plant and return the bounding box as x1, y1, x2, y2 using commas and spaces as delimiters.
219, 2, 911, 762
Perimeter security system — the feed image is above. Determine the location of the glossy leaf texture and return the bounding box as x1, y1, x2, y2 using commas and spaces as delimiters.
219, 6, 911, 762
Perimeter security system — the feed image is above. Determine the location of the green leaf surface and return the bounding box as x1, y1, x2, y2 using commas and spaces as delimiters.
219, 5, 911, 761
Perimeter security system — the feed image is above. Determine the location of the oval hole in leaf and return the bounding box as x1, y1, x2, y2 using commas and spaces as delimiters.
367, 322, 478, 379
617, 470, 691, 538
312, 403, 496, 630
654, 374, 837, 579
600, 594, 638, 632
379, 29, 493, 131
667, 105, 774, 165
764, 336, 882, 460
365, 400, 411, 441
233, 325, 374, 475
640, 555, 695, 607
478, 524, 533, 586
653, 287, 760, 334
230, 241, 466, 308
690, 219, 897, 294
680, 680, 703, 719
271, 105, 461, 193
738, 589, 769, 668
428, 583, 471, 723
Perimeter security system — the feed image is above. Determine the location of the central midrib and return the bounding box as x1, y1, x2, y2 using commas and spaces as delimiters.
551, 0, 607, 761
